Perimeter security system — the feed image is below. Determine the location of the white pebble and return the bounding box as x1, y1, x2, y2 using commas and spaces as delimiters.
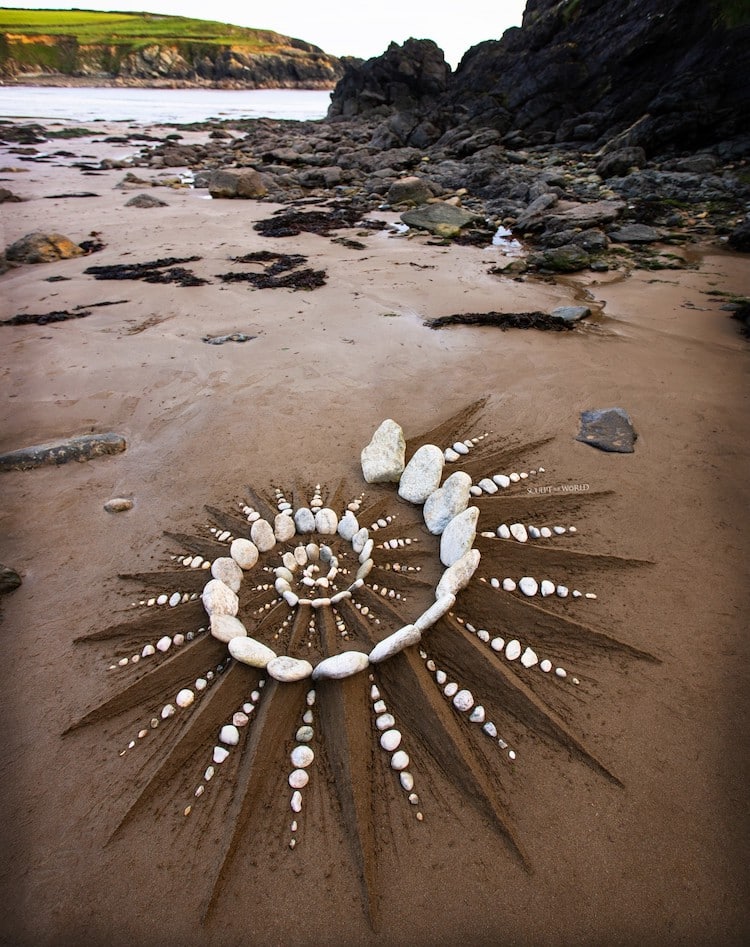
490, 637, 505, 652
540, 580, 555, 597
213, 746, 230, 764
380, 729, 402, 751
376, 713, 395, 731
289, 769, 309, 789
540, 527, 552, 538
509, 523, 528, 543
290, 745, 314, 768
497, 524, 511, 539
469, 705, 486, 723
296, 725, 314, 743
391, 750, 410, 771
400, 771, 414, 791
509, 472, 520, 483
220, 724, 240, 746
156, 636, 171, 652
291, 791, 302, 813
493, 474, 511, 489
520, 647, 539, 668
518, 576, 538, 597
161, 704, 175, 719
505, 639, 522, 660
483, 721, 498, 738
585, 592, 597, 600
452, 442, 469, 455
453, 689, 475, 712
528, 526, 541, 539
168, 592, 181, 608
233, 712, 249, 728
555, 667, 567, 678
478, 478, 498, 494
553, 526, 566, 535
230, 538, 259, 570
444, 681, 458, 698
435, 670, 447, 685
540, 659, 552, 672
490, 577, 500, 588
557, 585, 569, 598
176, 689, 194, 708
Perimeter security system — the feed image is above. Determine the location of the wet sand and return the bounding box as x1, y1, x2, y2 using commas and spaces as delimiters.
1, 123, 749, 946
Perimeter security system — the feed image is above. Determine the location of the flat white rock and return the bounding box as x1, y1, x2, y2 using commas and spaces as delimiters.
439, 506, 479, 567
452, 441, 469, 455
369, 625, 421, 663
478, 477, 498, 494
338, 511, 359, 541
361, 419, 406, 483
414, 595, 455, 632
202, 579, 239, 617
211, 556, 243, 593
493, 474, 511, 489
502, 578, 517, 591
210, 614, 247, 643
398, 444, 445, 504
423, 471, 473, 535
518, 576, 538, 597
509, 523, 528, 543
274, 513, 296, 542
294, 507, 315, 534
435, 548, 481, 599
312, 650, 369, 680
228, 635, 276, 668
291, 790, 303, 812
267, 655, 314, 682
315, 508, 338, 535
230, 538, 258, 570
250, 519, 276, 553
557, 585, 569, 598
444, 447, 460, 462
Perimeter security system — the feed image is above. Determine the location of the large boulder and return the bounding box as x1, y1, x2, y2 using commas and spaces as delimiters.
401, 202, 482, 238
387, 176, 433, 205
5, 232, 83, 264
208, 168, 268, 199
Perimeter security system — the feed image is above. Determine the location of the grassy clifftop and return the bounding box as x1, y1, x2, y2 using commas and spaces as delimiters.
0, 8, 306, 49
0, 7, 344, 86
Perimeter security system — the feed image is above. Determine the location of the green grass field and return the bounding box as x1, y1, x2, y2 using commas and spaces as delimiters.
0, 8, 287, 48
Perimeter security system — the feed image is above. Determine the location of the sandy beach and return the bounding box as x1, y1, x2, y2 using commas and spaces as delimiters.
1, 121, 749, 946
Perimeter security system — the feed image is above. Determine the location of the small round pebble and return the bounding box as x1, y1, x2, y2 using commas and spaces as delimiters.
289, 769, 309, 789
391, 750, 410, 771
380, 729, 402, 751
290, 745, 314, 768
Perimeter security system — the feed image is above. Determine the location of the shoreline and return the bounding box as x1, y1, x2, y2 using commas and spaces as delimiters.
1, 115, 748, 946
0, 74, 338, 90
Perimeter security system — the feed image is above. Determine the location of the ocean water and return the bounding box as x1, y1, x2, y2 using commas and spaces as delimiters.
0, 86, 332, 124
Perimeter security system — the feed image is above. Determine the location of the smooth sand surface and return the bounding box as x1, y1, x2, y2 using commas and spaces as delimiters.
1, 123, 748, 946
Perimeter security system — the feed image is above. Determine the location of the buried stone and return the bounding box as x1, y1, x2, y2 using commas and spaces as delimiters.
0, 432, 126, 471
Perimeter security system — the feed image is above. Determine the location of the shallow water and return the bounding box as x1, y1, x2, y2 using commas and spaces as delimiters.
0, 86, 332, 124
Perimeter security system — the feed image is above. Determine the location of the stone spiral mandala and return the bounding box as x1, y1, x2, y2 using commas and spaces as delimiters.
66, 400, 654, 927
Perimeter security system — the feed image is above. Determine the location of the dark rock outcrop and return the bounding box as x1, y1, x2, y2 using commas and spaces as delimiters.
328, 1, 750, 155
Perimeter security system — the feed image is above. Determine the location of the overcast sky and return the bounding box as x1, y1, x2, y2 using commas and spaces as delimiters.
1, 1, 528, 67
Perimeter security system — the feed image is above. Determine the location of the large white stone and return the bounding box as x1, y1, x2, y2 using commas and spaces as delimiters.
211, 556, 243, 593
267, 655, 314, 682
250, 518, 276, 553
518, 576, 538, 597
509, 523, 528, 543
414, 595, 455, 632
315, 508, 339, 535
361, 419, 406, 483
351, 527, 369, 554
380, 729, 402, 751
210, 614, 247, 643
274, 512, 296, 542
202, 579, 239, 616
230, 538, 258, 570
228, 635, 277, 668
398, 444, 445, 504
338, 511, 359, 541
312, 650, 370, 680
439, 506, 480, 567
293, 507, 315, 534
369, 625, 421, 663
423, 471, 473, 535
435, 548, 481, 599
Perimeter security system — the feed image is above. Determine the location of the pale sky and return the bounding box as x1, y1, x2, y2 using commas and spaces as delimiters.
1, 1, 528, 68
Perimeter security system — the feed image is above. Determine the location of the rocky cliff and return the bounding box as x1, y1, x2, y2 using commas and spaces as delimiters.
328, 0, 750, 154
